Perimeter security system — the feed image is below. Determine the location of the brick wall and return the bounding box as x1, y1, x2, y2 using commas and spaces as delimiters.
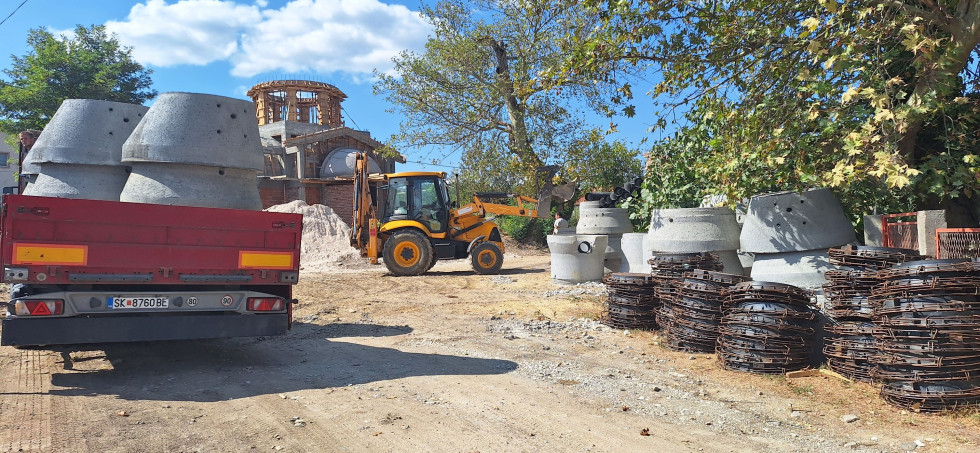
257, 178, 356, 229
323, 184, 354, 226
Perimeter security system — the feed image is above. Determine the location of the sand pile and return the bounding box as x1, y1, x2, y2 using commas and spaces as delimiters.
265, 200, 362, 272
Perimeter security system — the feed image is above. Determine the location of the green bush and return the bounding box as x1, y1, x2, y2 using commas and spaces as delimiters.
497, 215, 548, 246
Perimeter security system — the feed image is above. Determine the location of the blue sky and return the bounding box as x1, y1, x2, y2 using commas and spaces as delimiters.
0, 0, 658, 172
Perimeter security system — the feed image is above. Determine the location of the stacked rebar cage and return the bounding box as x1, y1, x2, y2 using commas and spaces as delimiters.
603, 252, 722, 330
823, 246, 923, 382
870, 259, 980, 412
659, 270, 749, 352
603, 273, 661, 329
717, 281, 816, 374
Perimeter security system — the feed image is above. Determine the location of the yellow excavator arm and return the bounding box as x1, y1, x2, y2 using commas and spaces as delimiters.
460, 193, 549, 219
350, 153, 379, 263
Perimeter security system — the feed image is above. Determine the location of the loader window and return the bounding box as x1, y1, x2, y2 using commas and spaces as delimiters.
384, 179, 410, 221
417, 179, 447, 233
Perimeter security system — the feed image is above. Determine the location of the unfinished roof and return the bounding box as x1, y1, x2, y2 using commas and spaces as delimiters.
247, 80, 347, 127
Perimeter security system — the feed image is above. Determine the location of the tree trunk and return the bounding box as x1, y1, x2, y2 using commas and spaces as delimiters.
897, 5, 980, 162
489, 38, 545, 169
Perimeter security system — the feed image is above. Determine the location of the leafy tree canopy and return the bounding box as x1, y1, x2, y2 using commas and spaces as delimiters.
544, 0, 980, 224
0, 25, 157, 136
374, 0, 640, 201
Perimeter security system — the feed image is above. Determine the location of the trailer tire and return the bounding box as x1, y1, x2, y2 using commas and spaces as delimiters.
383, 230, 434, 276
471, 241, 503, 274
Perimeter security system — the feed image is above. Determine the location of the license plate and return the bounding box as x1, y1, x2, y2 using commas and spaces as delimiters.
108, 296, 169, 309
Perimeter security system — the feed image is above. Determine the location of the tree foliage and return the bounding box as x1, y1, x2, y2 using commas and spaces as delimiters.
0, 25, 157, 136
375, 0, 637, 199
545, 0, 980, 224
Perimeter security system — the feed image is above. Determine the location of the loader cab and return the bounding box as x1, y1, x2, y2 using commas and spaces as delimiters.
380, 172, 450, 234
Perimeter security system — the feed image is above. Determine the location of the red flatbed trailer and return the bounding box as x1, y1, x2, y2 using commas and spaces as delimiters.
0, 194, 303, 346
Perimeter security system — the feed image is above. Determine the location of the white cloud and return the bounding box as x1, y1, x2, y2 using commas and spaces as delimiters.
105, 0, 431, 80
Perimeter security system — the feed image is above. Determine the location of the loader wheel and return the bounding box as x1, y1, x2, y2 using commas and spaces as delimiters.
383, 230, 434, 276
471, 242, 503, 274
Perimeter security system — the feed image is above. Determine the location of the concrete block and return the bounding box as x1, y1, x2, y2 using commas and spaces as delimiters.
645, 207, 741, 253
737, 249, 755, 270
620, 232, 648, 273
716, 250, 746, 276
749, 249, 837, 290
863, 214, 883, 246
120, 163, 262, 210
916, 210, 946, 258
122, 92, 263, 170
23, 164, 129, 201
740, 188, 855, 253
548, 234, 608, 284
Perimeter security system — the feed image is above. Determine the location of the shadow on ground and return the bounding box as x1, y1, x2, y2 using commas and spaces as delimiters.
421, 267, 546, 277
49, 322, 517, 402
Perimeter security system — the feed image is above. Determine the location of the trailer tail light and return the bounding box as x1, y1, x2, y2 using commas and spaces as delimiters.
246, 297, 283, 312
15, 300, 64, 316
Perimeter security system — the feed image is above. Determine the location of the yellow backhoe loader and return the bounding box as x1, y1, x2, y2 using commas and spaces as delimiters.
349, 153, 573, 276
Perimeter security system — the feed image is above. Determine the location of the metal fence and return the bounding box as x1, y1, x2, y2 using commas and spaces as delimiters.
881, 212, 918, 251
936, 228, 980, 259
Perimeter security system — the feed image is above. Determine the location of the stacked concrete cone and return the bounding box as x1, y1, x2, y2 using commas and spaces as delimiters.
643, 207, 744, 275
120, 92, 264, 210
739, 188, 855, 289
22, 100, 148, 200
547, 234, 608, 284
575, 201, 634, 273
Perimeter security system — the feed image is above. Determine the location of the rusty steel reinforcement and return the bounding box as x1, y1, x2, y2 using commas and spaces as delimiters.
659, 270, 748, 353
821, 246, 925, 383
867, 258, 980, 412
717, 281, 816, 375
604, 254, 726, 331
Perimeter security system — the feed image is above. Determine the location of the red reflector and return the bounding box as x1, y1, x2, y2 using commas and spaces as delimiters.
247, 298, 283, 311
25, 300, 63, 316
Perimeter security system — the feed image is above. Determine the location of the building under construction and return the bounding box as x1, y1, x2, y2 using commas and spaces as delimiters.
248, 80, 403, 220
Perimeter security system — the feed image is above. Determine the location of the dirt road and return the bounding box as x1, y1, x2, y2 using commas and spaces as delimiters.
2, 252, 979, 452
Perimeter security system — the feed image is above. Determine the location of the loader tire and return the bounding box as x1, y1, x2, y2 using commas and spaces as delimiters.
383, 230, 434, 276
471, 241, 503, 274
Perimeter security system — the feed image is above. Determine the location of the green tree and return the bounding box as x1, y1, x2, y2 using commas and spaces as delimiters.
0, 25, 156, 136
545, 1, 980, 224
374, 0, 620, 196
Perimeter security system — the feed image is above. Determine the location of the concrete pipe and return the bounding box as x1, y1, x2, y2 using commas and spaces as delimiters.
739, 188, 856, 254
120, 163, 262, 210
620, 232, 648, 273
644, 207, 741, 252
577, 201, 632, 274
749, 249, 837, 290
21, 99, 148, 199
547, 234, 609, 284
23, 164, 130, 201
122, 92, 263, 171
576, 201, 633, 234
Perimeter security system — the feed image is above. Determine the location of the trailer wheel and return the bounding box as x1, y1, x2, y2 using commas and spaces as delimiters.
471, 241, 503, 274
383, 230, 434, 276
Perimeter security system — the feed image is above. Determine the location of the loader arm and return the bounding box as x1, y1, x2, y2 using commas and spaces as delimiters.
469, 193, 548, 219
350, 153, 379, 263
